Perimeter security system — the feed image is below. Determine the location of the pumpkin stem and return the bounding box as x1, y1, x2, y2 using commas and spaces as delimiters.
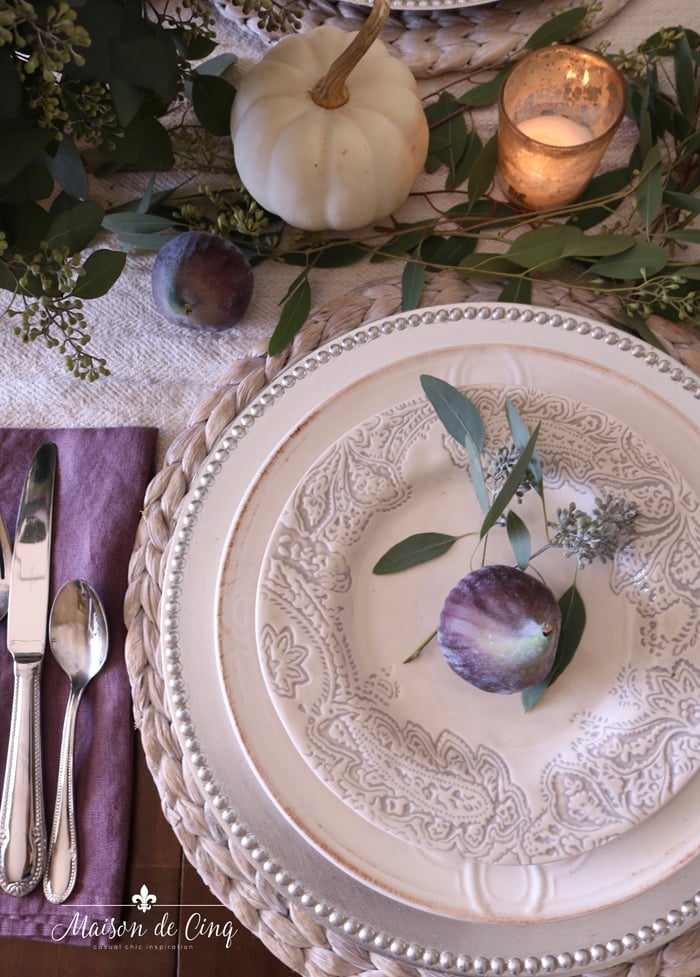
310, 0, 392, 110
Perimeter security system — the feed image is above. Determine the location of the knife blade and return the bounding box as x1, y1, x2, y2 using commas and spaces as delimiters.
0, 442, 57, 896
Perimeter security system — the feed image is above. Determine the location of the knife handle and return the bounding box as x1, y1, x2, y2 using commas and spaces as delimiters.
0, 659, 46, 897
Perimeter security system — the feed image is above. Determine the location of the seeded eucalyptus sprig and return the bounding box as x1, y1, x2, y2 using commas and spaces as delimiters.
372, 375, 637, 710
0, 0, 235, 377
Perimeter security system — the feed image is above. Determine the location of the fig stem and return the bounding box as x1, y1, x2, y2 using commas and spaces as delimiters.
310, 0, 392, 109
404, 628, 437, 663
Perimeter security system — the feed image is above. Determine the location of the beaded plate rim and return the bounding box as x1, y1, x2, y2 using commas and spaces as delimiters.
160, 302, 700, 977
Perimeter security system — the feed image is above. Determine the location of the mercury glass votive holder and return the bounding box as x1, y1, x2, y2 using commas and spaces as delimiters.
497, 45, 627, 211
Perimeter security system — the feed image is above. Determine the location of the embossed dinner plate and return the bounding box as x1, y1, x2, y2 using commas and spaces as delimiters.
164, 305, 700, 972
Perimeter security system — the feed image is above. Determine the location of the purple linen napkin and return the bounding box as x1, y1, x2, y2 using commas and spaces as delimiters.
0, 427, 157, 944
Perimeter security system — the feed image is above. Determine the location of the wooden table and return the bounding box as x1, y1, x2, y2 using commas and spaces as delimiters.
0, 737, 297, 976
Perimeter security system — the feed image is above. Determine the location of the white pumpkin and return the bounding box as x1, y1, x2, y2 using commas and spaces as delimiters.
230, 0, 428, 232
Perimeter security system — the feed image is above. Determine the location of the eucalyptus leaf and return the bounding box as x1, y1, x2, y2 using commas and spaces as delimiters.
102, 212, 176, 234
72, 249, 127, 299
505, 397, 542, 493
99, 111, 174, 171
425, 93, 461, 128
467, 134, 498, 208
521, 582, 586, 711
498, 277, 531, 303
542, 585, 587, 685
402, 254, 425, 311
636, 145, 664, 227
665, 229, 700, 243
47, 200, 104, 255
663, 190, 700, 213
568, 167, 630, 230
637, 142, 663, 181
464, 431, 491, 515
506, 510, 531, 569
105, 229, 178, 251
311, 242, 369, 268
566, 232, 638, 258
109, 77, 145, 128
452, 129, 483, 191
524, 6, 588, 49
192, 74, 236, 136
479, 423, 540, 539
459, 66, 510, 107
44, 135, 88, 201
373, 532, 460, 575
420, 374, 484, 451
195, 53, 239, 77
505, 226, 583, 272
426, 96, 466, 176
443, 114, 469, 189
138, 174, 158, 213
673, 30, 696, 120
176, 31, 217, 60
421, 234, 477, 271
588, 242, 668, 279
110, 30, 178, 103
268, 274, 311, 355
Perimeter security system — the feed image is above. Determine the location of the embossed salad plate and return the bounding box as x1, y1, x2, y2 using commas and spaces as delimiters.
163, 304, 700, 973
249, 378, 699, 877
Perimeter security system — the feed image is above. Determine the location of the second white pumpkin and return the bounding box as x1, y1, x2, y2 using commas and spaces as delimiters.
230, 23, 429, 232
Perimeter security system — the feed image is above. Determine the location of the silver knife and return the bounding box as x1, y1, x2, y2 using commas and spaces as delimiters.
0, 443, 57, 896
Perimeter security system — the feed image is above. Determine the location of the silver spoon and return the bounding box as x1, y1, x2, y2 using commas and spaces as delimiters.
43, 579, 109, 904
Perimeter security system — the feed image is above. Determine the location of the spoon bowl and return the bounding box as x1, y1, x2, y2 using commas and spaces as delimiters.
43, 579, 109, 903
48, 579, 109, 685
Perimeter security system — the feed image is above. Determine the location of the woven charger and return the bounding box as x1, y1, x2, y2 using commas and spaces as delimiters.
125, 273, 700, 977
212, 0, 631, 77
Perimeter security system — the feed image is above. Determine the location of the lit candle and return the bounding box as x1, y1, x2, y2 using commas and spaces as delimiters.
496, 45, 626, 210
517, 114, 594, 147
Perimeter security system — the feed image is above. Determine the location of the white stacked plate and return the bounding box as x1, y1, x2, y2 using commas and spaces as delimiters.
161, 303, 700, 976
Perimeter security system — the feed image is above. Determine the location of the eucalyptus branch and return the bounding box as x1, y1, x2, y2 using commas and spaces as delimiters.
372, 377, 637, 707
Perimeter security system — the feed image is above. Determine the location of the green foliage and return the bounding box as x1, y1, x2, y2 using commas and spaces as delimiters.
0, 0, 235, 377
521, 584, 586, 711
372, 376, 637, 710
266, 21, 700, 355
2, 5, 698, 377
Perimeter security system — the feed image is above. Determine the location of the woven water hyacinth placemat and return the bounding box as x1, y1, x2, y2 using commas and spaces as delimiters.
124, 272, 700, 977
212, 0, 631, 77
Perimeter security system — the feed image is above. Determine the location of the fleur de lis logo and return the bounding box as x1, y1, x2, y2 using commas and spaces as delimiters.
132, 884, 157, 913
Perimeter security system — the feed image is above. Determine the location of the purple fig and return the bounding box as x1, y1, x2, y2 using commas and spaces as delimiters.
151, 230, 253, 331
437, 565, 561, 694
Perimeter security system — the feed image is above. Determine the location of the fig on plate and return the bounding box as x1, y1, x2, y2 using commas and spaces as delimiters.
437, 565, 561, 694
151, 230, 253, 331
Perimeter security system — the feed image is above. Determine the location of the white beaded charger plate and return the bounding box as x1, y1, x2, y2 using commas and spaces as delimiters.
162, 303, 700, 974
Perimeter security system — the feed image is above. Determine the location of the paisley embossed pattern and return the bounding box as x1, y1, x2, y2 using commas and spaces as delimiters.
257, 387, 700, 865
